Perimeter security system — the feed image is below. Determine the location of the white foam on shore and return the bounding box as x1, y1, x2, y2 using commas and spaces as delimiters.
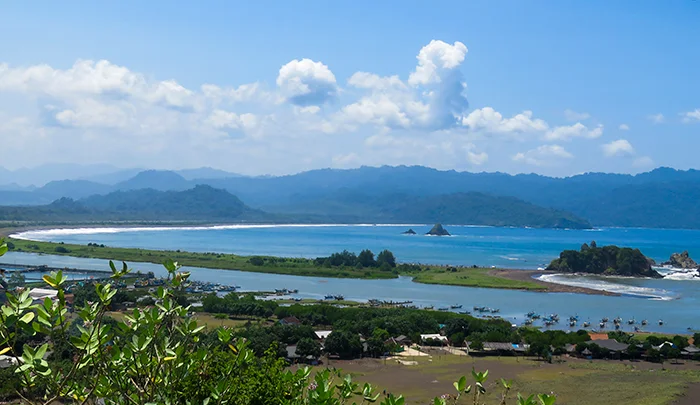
11, 224, 431, 240
537, 273, 677, 300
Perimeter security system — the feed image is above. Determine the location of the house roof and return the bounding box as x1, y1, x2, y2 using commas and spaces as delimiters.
590, 339, 628, 352
280, 316, 301, 325
588, 333, 610, 341
314, 330, 333, 340
682, 344, 700, 353
394, 335, 408, 342
466, 342, 528, 352
420, 334, 447, 341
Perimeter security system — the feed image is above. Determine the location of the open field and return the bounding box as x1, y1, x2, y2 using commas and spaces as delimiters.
316, 354, 700, 405
411, 267, 547, 291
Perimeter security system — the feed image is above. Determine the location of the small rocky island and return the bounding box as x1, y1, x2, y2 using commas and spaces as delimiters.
546, 241, 662, 278
426, 223, 450, 236
402, 228, 417, 235
661, 251, 698, 269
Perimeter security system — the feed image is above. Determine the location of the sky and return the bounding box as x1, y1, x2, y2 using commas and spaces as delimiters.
0, 1, 699, 177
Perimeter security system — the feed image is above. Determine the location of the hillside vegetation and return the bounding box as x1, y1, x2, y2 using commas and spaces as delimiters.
546, 242, 662, 278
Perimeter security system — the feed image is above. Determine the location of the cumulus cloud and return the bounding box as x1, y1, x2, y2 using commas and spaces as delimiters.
682, 109, 700, 123
564, 109, 590, 121
513, 144, 573, 166
0, 39, 634, 174
648, 113, 665, 124
347, 72, 406, 90
408, 40, 468, 85
544, 123, 603, 141
602, 139, 635, 157
462, 108, 548, 134
276, 58, 337, 106
619, 124, 630, 131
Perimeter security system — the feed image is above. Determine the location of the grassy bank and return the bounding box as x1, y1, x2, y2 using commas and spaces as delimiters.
411, 266, 546, 290
6, 238, 397, 279
5, 237, 546, 290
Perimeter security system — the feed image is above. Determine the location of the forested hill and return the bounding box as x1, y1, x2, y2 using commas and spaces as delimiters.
0, 185, 270, 222
546, 242, 662, 278
265, 191, 592, 229
0, 186, 590, 228
6, 165, 700, 228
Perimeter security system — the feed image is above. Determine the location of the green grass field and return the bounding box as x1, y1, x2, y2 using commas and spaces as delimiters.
321, 355, 700, 405
6, 238, 396, 279
411, 267, 546, 290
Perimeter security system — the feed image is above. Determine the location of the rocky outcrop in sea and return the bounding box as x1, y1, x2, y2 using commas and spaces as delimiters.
426, 223, 450, 236
402, 228, 417, 235
661, 251, 699, 269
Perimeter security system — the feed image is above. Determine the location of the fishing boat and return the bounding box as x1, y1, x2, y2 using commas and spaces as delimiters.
601, 317, 609, 323
451, 304, 463, 309
459, 311, 471, 315
569, 321, 576, 327
627, 319, 636, 325
658, 319, 664, 326
334, 295, 345, 300
641, 320, 648, 326
524, 319, 534, 326
544, 320, 555, 327
615, 324, 620, 330
490, 308, 500, 313
424, 305, 434, 310
438, 307, 449, 311
599, 322, 606, 329
526, 311, 536, 318
583, 321, 591, 328
569, 315, 579, 322
324, 295, 334, 300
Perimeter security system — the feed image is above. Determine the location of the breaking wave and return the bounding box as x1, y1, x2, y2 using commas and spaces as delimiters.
537, 273, 678, 300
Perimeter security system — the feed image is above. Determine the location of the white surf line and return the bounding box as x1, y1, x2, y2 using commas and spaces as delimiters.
10, 223, 434, 240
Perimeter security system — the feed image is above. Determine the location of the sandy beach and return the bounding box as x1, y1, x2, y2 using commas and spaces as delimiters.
488, 269, 619, 296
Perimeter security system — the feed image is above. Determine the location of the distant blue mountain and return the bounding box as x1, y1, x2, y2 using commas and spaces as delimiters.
3, 165, 700, 228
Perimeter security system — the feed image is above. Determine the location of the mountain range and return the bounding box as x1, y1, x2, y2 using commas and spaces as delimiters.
1, 165, 700, 228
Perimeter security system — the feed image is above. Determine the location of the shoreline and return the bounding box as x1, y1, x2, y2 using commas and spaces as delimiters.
0, 224, 627, 296
489, 269, 619, 296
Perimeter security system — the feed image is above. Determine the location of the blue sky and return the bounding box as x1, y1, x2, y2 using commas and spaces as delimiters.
0, 1, 698, 176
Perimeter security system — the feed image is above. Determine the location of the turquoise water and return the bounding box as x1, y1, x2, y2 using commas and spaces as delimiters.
8, 225, 700, 334
15, 224, 700, 268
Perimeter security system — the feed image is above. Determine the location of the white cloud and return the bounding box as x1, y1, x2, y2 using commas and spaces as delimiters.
512, 144, 573, 166
682, 109, 700, 123
619, 124, 630, 131
466, 150, 488, 165
408, 40, 468, 86
462, 107, 548, 134
564, 109, 590, 121
633, 156, 654, 168
347, 72, 406, 90
206, 109, 258, 131
544, 123, 603, 141
0, 39, 643, 175
602, 139, 635, 157
648, 113, 665, 124
276, 58, 337, 106
54, 99, 132, 129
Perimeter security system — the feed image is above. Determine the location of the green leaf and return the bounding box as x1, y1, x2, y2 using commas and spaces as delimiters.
0, 243, 7, 257
456, 375, 467, 392
109, 261, 117, 273
42, 275, 57, 288
163, 259, 177, 273
19, 312, 35, 324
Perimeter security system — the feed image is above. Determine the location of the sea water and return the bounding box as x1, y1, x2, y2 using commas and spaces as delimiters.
7, 225, 700, 334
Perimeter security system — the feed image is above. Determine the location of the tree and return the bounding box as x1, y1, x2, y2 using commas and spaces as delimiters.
626, 343, 640, 360
7, 272, 25, 288
295, 338, 321, 360
358, 249, 376, 268
376, 250, 396, 268
324, 330, 363, 359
